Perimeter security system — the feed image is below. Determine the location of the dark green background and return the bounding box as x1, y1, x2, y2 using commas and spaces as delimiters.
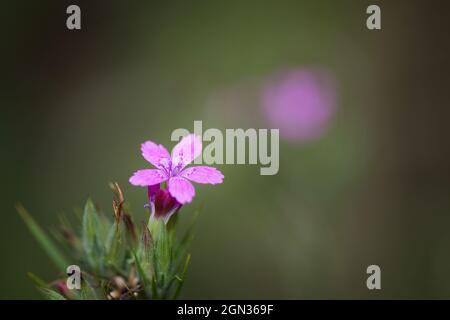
2, 0, 450, 299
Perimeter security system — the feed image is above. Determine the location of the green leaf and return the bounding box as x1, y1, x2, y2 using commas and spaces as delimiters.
82, 199, 97, 254
79, 281, 98, 300
173, 253, 191, 299
139, 223, 153, 265
151, 274, 158, 300
133, 251, 151, 296
39, 288, 67, 300
82, 199, 102, 269
154, 220, 172, 277
105, 222, 123, 265
175, 207, 199, 267
105, 222, 117, 253
17, 204, 69, 272
27, 272, 49, 288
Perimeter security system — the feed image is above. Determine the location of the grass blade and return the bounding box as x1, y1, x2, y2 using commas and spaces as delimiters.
173, 253, 190, 299
133, 251, 151, 295
27, 272, 49, 288
17, 204, 69, 272
82, 199, 102, 269
39, 288, 67, 300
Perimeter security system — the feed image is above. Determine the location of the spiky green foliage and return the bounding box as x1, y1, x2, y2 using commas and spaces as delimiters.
18, 183, 196, 300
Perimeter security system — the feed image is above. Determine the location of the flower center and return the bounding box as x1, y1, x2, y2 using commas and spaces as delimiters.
158, 158, 172, 177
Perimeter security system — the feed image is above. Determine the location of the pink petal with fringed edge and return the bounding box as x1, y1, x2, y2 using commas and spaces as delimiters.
181, 166, 224, 184
141, 141, 171, 170
171, 134, 202, 170
129, 169, 167, 187
168, 176, 196, 204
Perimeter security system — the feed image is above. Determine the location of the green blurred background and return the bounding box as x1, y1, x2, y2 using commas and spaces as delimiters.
2, 0, 450, 299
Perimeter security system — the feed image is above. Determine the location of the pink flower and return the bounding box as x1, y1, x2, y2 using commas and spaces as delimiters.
143, 184, 181, 223
52, 280, 71, 298
262, 68, 337, 142
150, 187, 181, 223
129, 134, 224, 206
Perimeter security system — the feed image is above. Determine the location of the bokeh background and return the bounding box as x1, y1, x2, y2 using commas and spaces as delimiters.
2, 0, 450, 299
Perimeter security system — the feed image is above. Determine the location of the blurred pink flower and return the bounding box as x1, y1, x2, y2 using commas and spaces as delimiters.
53, 280, 70, 297
130, 134, 224, 205
262, 68, 337, 141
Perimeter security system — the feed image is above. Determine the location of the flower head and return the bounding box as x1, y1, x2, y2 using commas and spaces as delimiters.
130, 134, 224, 220
262, 68, 337, 142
